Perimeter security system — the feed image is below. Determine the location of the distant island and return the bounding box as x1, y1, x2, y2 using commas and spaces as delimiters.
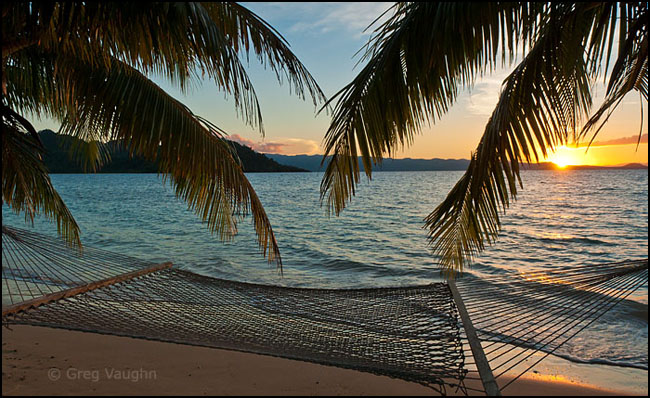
521, 162, 648, 170
38, 130, 307, 173
267, 154, 647, 172
38, 130, 647, 173
266, 154, 472, 171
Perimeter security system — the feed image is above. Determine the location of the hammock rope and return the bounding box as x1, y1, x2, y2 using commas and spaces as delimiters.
2, 225, 648, 396
454, 260, 648, 392
2, 226, 467, 395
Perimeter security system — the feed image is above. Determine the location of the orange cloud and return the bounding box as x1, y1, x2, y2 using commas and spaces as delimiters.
229, 134, 321, 155
229, 134, 286, 153
579, 133, 647, 147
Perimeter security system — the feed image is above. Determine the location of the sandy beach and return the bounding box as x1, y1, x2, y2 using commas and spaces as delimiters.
3, 1, 648, 396
3, 325, 645, 396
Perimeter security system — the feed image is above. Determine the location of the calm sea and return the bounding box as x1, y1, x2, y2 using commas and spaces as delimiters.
2, 170, 648, 370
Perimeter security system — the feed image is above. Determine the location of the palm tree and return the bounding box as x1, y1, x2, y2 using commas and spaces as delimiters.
321, 3, 647, 272
2, 2, 325, 268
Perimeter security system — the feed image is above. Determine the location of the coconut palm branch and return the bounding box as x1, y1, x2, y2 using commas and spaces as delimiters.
580, 4, 648, 145
320, 3, 540, 215
321, 2, 647, 272
2, 2, 326, 268
2, 104, 81, 247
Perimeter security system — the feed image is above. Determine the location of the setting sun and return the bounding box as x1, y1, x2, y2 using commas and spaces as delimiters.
543, 142, 648, 167
546, 146, 581, 168
551, 157, 571, 168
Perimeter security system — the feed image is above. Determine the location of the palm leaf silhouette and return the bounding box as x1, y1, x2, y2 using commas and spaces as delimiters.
2, 2, 326, 269
321, 2, 647, 272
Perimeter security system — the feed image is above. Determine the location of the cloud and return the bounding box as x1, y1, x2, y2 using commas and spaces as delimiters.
579, 133, 647, 147
300, 3, 392, 37
465, 78, 504, 116
229, 134, 285, 153
229, 134, 321, 155
462, 66, 516, 117
256, 2, 393, 39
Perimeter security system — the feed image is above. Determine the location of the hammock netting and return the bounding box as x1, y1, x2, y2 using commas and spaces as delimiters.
2, 225, 648, 395
2, 226, 466, 394
454, 261, 649, 393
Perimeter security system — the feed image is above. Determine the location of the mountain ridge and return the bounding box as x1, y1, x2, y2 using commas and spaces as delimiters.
37, 130, 307, 173
266, 154, 647, 172
34, 131, 648, 173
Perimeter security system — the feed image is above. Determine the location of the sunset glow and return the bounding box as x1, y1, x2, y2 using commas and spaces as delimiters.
24, 3, 648, 165
546, 146, 581, 168
543, 142, 648, 167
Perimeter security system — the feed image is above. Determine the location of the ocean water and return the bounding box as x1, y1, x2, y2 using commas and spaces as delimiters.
2, 170, 648, 370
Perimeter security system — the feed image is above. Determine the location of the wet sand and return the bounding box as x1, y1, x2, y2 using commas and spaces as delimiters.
2, 325, 644, 396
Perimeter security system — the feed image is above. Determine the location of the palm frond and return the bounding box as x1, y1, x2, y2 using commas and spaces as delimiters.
4, 3, 275, 133
426, 4, 597, 272
49, 53, 281, 266
580, 4, 648, 145
320, 2, 542, 216
4, 47, 113, 170
1, 103, 81, 247
201, 2, 327, 108
320, 2, 644, 273
2, 2, 329, 266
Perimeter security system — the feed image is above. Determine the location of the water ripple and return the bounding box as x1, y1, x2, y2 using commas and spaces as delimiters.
2, 169, 647, 369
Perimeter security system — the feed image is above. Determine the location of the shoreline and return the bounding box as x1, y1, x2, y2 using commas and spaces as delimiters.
3, 325, 646, 396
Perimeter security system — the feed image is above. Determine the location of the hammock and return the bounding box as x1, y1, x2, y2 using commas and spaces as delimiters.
454, 260, 648, 394
2, 225, 648, 396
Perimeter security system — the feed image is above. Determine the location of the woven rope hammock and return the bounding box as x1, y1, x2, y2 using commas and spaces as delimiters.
2, 225, 648, 396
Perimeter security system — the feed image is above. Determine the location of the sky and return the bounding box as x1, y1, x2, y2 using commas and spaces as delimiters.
32, 2, 648, 166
